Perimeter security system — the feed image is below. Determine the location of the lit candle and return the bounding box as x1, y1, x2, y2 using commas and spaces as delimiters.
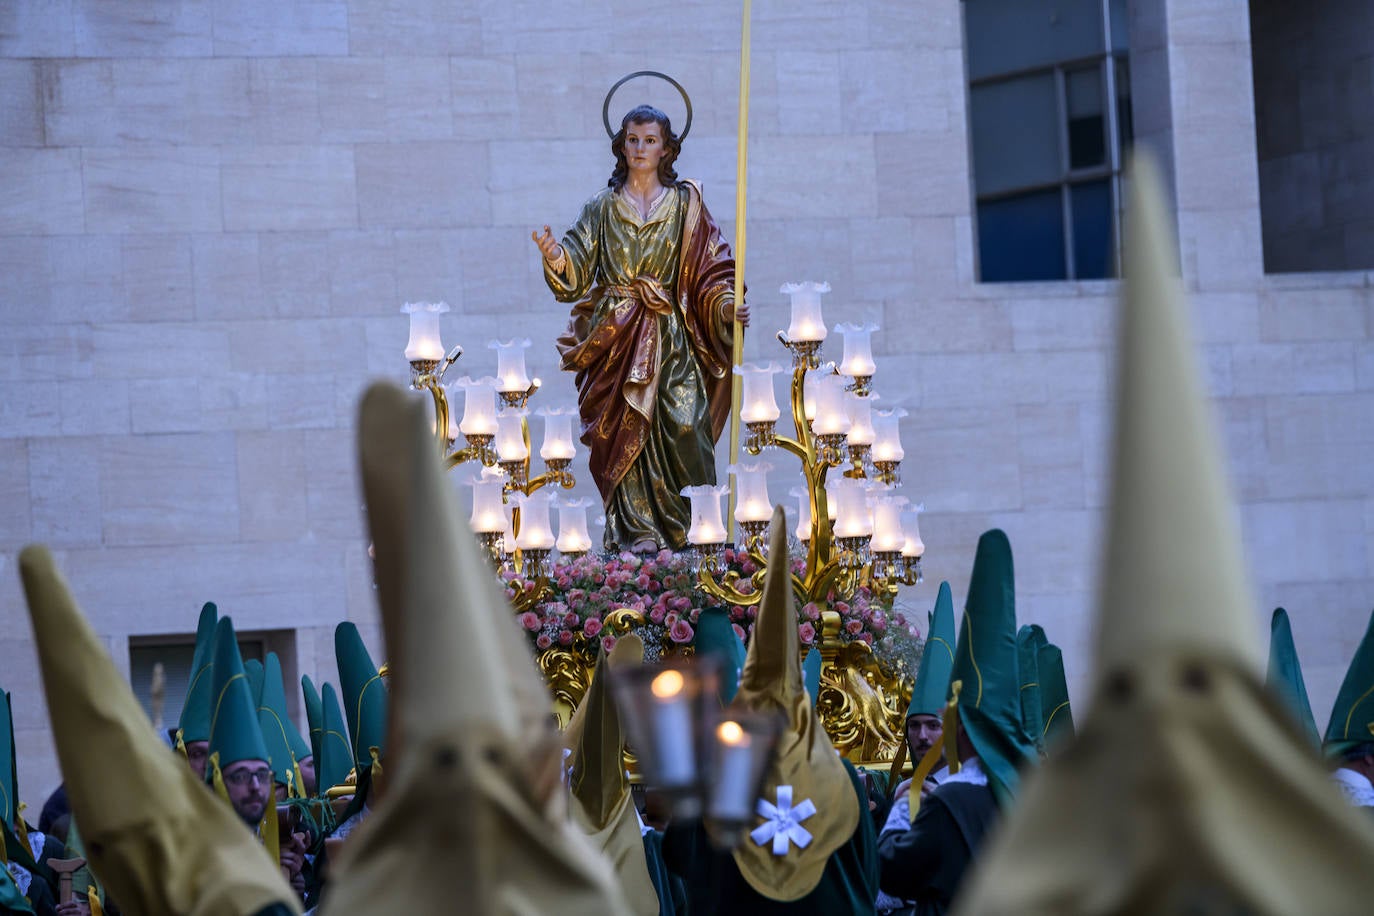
846, 391, 875, 447
514, 491, 555, 550
781, 281, 830, 343
729, 462, 774, 524
538, 407, 577, 460
835, 321, 878, 378
489, 338, 532, 394
901, 505, 926, 559
554, 497, 593, 554
736, 362, 783, 423
682, 484, 729, 545
457, 377, 498, 437
401, 301, 449, 361
871, 491, 908, 553
831, 477, 873, 538
709, 720, 754, 823
811, 372, 851, 436
652, 670, 695, 785
468, 469, 507, 534
494, 410, 529, 461
872, 408, 907, 462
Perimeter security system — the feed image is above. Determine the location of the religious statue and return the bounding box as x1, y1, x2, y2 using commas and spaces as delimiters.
533, 81, 748, 554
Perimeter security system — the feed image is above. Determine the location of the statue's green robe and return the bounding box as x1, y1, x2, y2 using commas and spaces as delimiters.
549, 181, 736, 551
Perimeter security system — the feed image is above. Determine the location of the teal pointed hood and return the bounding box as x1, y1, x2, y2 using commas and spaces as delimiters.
949, 529, 1037, 804
207, 617, 271, 773
317, 682, 355, 794
1324, 608, 1374, 758
692, 607, 747, 705
1036, 642, 1074, 750
301, 675, 324, 768
1017, 625, 1048, 755
176, 601, 218, 745
907, 582, 957, 720
335, 622, 388, 771
1266, 608, 1320, 748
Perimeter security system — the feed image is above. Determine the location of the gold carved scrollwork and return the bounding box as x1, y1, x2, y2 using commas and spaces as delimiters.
539, 606, 647, 727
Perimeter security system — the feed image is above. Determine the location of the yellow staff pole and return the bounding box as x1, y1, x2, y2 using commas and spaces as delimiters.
727, 0, 752, 542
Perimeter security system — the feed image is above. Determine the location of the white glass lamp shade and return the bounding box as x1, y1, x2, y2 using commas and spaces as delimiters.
456, 377, 498, 437
538, 407, 577, 460
682, 484, 729, 545
830, 477, 873, 538
811, 372, 852, 436
871, 491, 908, 553
845, 392, 875, 446
514, 491, 556, 550
489, 338, 532, 393
780, 281, 830, 343
823, 477, 840, 522
901, 506, 926, 559
803, 368, 820, 423
872, 408, 908, 462
494, 410, 529, 461
737, 363, 783, 423
729, 462, 774, 524
402, 301, 449, 361
502, 504, 517, 555
836, 322, 878, 378
554, 497, 594, 553
442, 381, 462, 439
790, 486, 813, 540
468, 469, 507, 534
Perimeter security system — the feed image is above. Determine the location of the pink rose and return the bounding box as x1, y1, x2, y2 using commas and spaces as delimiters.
669, 620, 694, 644
845, 619, 863, 635
732, 623, 747, 641
649, 607, 666, 624
504, 587, 516, 600
802, 602, 821, 621
834, 601, 851, 616
601, 635, 618, 653
746, 606, 757, 620
657, 548, 673, 563
556, 575, 572, 589
519, 612, 540, 631
671, 596, 692, 612
536, 634, 553, 650
870, 615, 887, 633
859, 632, 873, 645
583, 617, 603, 637
646, 579, 662, 593
636, 573, 651, 589
563, 612, 579, 627
558, 630, 574, 646
798, 622, 817, 645
665, 612, 679, 627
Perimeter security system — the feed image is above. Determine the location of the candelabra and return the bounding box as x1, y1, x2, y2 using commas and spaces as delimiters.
684, 283, 926, 765
686, 283, 924, 610
401, 303, 592, 610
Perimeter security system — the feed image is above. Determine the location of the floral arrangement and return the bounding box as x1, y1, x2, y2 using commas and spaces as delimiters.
505, 543, 924, 673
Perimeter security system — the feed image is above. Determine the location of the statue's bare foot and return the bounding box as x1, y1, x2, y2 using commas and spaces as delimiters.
630, 538, 659, 554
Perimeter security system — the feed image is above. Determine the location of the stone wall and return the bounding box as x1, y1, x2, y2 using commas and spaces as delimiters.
1250, 0, 1374, 272
1, 0, 1371, 802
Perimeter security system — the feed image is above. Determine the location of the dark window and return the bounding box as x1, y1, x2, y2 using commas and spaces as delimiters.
965, 0, 1132, 282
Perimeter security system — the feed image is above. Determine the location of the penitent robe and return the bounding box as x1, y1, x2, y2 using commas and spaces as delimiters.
548, 180, 736, 551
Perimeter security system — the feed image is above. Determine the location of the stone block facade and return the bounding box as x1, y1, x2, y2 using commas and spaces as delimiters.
1, 0, 1371, 802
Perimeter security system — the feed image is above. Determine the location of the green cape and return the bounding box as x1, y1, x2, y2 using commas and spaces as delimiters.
950, 529, 1037, 804
335, 622, 388, 771
1266, 608, 1321, 749
0, 690, 15, 830
176, 601, 218, 745
1323, 608, 1374, 757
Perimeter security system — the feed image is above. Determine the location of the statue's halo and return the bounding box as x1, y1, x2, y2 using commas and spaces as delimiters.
602, 70, 693, 141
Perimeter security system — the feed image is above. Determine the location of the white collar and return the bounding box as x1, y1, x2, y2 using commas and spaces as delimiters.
933, 756, 987, 787
1332, 767, 1374, 806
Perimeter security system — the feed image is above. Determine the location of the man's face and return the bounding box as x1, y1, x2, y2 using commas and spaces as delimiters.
185, 741, 209, 782
906, 713, 943, 760
222, 759, 272, 826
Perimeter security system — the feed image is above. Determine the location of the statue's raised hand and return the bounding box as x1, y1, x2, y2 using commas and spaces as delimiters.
531, 225, 563, 263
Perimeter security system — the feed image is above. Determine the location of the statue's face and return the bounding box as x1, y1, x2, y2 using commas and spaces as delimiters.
624, 120, 667, 175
